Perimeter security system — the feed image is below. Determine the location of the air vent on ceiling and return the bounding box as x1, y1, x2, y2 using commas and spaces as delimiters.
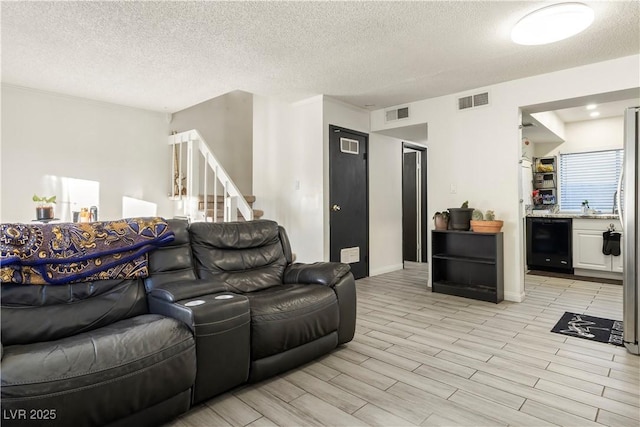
385, 106, 410, 122
457, 91, 490, 111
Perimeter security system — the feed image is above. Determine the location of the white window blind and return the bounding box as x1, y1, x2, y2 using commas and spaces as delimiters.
559, 149, 623, 212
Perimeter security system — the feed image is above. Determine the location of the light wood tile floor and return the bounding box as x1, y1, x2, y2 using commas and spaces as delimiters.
167, 269, 639, 427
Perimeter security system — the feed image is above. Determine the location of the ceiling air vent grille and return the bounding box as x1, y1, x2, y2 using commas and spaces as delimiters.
385, 106, 410, 122
458, 91, 490, 111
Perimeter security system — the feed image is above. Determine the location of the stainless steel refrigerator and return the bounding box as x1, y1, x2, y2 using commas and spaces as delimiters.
621, 106, 639, 355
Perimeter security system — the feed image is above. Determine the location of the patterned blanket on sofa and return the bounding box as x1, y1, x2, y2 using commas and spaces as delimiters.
0, 217, 174, 285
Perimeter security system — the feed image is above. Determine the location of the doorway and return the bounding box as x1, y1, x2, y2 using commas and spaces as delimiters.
402, 143, 427, 264
329, 125, 369, 279
518, 91, 636, 325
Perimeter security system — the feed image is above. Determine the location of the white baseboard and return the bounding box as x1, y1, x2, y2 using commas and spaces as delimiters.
573, 268, 623, 281
370, 263, 404, 277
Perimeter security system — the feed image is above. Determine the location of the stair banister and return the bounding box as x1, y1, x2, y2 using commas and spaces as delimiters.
168, 130, 253, 222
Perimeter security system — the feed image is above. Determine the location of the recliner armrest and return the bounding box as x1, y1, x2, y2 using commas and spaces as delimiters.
149, 279, 229, 303
283, 262, 351, 286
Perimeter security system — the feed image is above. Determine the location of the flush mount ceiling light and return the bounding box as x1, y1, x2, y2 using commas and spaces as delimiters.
511, 3, 595, 45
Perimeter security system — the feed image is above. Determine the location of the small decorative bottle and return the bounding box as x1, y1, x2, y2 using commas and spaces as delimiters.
79, 208, 91, 223
90, 206, 98, 222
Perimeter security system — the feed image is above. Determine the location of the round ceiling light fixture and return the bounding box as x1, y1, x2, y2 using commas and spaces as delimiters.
511, 3, 595, 45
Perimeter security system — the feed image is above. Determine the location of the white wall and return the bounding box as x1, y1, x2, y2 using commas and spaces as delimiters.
1, 85, 170, 222
535, 116, 624, 157
371, 55, 640, 302
171, 90, 253, 195
253, 95, 325, 263
531, 111, 566, 141
368, 133, 404, 276
252, 95, 376, 269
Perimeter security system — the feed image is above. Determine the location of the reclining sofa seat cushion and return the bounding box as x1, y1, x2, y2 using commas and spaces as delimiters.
188, 220, 340, 360
0, 278, 197, 427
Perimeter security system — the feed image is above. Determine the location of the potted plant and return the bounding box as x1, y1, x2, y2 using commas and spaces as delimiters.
33, 194, 56, 220
432, 211, 449, 230
470, 209, 504, 233
448, 200, 475, 230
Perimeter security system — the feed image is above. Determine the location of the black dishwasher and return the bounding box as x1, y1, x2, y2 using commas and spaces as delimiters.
526, 217, 573, 273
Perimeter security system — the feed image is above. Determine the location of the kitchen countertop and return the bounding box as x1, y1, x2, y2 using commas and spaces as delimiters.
526, 213, 620, 220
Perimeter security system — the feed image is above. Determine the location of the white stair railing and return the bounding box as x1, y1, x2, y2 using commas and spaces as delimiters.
168, 130, 253, 222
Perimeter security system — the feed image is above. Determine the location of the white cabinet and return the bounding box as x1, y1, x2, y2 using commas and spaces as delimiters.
573, 229, 611, 271
572, 219, 623, 274
612, 234, 624, 273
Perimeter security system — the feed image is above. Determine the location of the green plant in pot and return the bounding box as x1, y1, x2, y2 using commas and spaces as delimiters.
432, 211, 450, 230
470, 209, 504, 233
33, 194, 56, 220
447, 200, 475, 230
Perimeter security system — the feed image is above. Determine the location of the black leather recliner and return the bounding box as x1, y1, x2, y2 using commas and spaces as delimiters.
1, 218, 356, 426
145, 219, 356, 402
0, 279, 197, 427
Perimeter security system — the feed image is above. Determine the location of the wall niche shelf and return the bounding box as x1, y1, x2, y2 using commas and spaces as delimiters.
532, 156, 557, 206
431, 230, 504, 303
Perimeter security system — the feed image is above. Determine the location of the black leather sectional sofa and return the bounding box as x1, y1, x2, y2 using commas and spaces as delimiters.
1, 219, 356, 426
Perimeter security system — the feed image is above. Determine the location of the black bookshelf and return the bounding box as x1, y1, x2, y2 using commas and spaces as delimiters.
431, 230, 504, 303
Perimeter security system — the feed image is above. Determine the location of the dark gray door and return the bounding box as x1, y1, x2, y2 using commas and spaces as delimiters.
402, 144, 428, 263
329, 125, 369, 279
403, 151, 418, 262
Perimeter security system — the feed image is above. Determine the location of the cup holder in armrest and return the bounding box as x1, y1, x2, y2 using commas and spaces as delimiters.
180, 293, 236, 308
184, 300, 206, 307
177, 293, 249, 332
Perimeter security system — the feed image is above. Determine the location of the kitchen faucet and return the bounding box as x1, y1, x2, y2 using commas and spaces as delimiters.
613, 190, 618, 214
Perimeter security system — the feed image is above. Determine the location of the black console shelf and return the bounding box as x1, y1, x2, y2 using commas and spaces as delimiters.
431, 230, 504, 303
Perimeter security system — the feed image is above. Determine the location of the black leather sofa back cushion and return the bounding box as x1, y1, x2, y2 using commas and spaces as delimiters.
189, 220, 287, 293
145, 219, 197, 291
1, 279, 147, 346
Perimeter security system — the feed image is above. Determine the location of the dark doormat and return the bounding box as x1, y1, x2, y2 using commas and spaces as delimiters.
551, 312, 624, 346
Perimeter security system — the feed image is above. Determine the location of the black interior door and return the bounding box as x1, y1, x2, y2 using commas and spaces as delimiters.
403, 152, 418, 262
329, 125, 369, 279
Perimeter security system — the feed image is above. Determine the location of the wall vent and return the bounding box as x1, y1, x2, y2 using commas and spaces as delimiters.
458, 96, 473, 110
385, 106, 410, 122
457, 91, 490, 110
474, 92, 489, 106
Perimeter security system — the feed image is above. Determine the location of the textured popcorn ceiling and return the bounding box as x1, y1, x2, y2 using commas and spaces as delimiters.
2, 1, 638, 112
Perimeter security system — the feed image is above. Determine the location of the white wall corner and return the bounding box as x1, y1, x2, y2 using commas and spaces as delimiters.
504, 290, 526, 303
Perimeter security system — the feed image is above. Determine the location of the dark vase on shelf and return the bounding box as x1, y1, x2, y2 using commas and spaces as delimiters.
448, 208, 474, 230
36, 206, 54, 220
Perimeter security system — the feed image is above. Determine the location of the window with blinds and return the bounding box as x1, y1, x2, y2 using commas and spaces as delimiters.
559, 149, 623, 212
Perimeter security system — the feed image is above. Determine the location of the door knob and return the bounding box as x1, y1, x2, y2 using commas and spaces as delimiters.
332, 204, 341, 212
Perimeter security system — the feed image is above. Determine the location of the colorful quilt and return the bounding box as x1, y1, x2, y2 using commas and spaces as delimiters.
0, 217, 175, 285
